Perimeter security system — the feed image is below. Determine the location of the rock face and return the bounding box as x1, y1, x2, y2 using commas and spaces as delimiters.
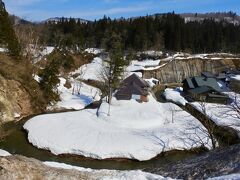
0, 75, 33, 122
143, 58, 237, 83
0, 155, 163, 180
0, 155, 90, 180
146, 144, 240, 179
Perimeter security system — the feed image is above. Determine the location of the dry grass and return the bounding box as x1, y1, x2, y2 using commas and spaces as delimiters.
0, 53, 47, 113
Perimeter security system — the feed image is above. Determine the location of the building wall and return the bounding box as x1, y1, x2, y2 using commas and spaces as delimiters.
140, 95, 149, 102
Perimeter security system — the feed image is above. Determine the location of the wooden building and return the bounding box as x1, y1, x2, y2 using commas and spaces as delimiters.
115, 74, 150, 102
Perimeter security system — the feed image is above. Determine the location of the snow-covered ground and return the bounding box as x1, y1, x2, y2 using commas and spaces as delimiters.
232, 75, 240, 81
40, 46, 55, 56
0, 149, 11, 156
0, 47, 7, 53
24, 95, 211, 161
31, 46, 55, 63
71, 57, 104, 81
163, 88, 188, 106
44, 161, 171, 180
144, 78, 159, 87
191, 102, 240, 135
33, 74, 41, 83
127, 59, 166, 72
51, 77, 101, 110
85, 48, 103, 55
139, 50, 163, 57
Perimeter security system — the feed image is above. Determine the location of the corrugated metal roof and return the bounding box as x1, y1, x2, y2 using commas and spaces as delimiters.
201, 72, 215, 78
186, 78, 195, 89
193, 77, 222, 92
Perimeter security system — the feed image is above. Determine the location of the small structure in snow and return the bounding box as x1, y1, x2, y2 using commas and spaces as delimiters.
182, 76, 229, 104
115, 74, 150, 102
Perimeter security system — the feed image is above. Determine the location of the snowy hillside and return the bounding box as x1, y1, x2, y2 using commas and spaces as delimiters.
51, 77, 101, 110
71, 57, 104, 81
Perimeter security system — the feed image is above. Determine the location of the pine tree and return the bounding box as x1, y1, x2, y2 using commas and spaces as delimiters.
0, 0, 21, 57
102, 32, 125, 106
39, 59, 60, 103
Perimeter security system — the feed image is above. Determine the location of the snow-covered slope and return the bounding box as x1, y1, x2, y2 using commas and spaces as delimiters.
0, 149, 11, 157
24, 95, 211, 161
163, 88, 188, 106
51, 77, 101, 110
71, 57, 104, 81
191, 101, 240, 136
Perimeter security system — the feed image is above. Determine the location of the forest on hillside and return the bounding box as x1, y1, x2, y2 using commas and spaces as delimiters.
40, 13, 240, 54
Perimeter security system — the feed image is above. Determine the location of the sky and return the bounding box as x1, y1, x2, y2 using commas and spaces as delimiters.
4, 0, 240, 22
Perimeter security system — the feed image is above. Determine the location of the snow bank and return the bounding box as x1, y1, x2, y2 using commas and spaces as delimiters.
44, 161, 171, 180
132, 60, 161, 67
140, 50, 163, 57
71, 57, 103, 81
145, 78, 159, 87
33, 74, 41, 83
127, 60, 164, 72
0, 48, 7, 52
31, 46, 55, 63
41, 46, 55, 56
52, 77, 101, 110
191, 102, 240, 135
232, 75, 240, 81
85, 48, 103, 55
24, 95, 211, 161
0, 149, 11, 156
163, 88, 188, 106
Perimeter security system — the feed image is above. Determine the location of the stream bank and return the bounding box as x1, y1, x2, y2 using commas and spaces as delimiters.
0, 113, 205, 171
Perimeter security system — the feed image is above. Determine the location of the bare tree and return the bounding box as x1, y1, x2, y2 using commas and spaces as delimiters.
193, 101, 217, 149
15, 24, 42, 63
99, 61, 113, 116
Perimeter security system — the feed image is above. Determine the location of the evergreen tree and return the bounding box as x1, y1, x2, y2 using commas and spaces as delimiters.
43, 12, 240, 54
39, 59, 60, 103
102, 32, 125, 105
0, 0, 21, 57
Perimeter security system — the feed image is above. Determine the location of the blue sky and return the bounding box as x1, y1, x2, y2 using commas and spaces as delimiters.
4, 0, 240, 22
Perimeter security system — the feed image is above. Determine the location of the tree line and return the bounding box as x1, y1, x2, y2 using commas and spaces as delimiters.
44, 12, 240, 54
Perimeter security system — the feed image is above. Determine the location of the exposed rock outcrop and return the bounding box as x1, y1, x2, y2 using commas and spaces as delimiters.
0, 155, 90, 180
0, 155, 162, 180
143, 58, 238, 83
0, 74, 33, 122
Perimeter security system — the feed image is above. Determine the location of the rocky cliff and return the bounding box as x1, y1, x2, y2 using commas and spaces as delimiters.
0, 155, 162, 180
0, 155, 90, 180
0, 74, 34, 122
143, 58, 239, 83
